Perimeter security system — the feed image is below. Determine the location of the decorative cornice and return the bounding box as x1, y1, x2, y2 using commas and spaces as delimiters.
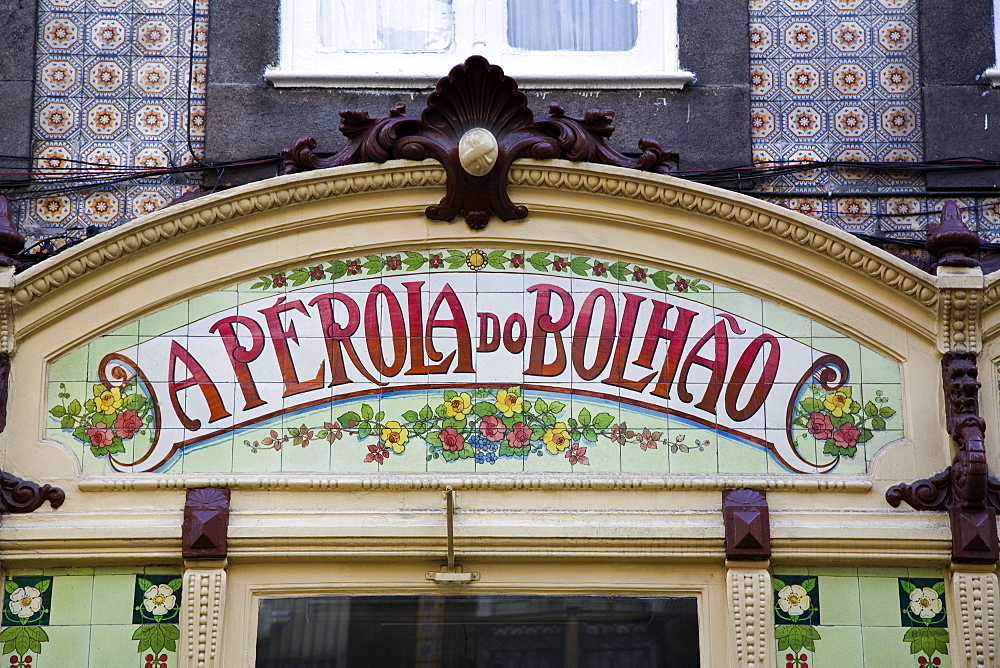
13, 162, 937, 315
726, 566, 773, 668
508, 165, 939, 308
281, 56, 677, 229
76, 473, 873, 493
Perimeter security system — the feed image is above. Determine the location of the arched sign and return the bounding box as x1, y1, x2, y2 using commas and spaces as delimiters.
45, 245, 901, 476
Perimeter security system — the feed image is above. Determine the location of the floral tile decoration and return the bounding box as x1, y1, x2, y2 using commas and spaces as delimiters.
748, 0, 1000, 242
1, 569, 180, 668
45, 248, 903, 476
773, 568, 950, 667
19, 0, 208, 246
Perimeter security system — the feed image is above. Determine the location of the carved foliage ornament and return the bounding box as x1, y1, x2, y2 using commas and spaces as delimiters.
281, 56, 678, 229
886, 351, 1000, 563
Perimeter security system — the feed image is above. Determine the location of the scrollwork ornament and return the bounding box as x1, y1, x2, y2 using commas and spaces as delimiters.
0, 470, 65, 514
281, 56, 678, 229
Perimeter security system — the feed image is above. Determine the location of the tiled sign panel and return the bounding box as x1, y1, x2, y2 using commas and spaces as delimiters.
1, 568, 181, 668
46, 249, 903, 475
773, 567, 950, 667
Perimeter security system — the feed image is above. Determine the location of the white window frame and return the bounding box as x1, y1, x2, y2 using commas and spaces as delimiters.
265, 0, 693, 89
987, 0, 1000, 86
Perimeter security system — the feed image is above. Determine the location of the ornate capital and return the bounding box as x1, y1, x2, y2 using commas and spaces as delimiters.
282, 56, 677, 229
726, 566, 774, 667
723, 489, 771, 560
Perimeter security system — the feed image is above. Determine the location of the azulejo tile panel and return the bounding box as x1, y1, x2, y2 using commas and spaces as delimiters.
1, 568, 181, 668
21, 0, 209, 245
749, 0, 932, 237
45, 248, 903, 476
773, 567, 950, 667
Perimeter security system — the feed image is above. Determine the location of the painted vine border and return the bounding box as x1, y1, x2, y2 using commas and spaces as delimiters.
249, 249, 714, 293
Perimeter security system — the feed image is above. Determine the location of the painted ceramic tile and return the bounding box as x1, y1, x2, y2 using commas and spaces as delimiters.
1, 569, 180, 667
45, 248, 902, 476
21, 0, 209, 247
774, 568, 950, 667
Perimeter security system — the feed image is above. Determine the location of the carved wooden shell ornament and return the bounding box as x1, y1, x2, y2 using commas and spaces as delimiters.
282, 56, 678, 229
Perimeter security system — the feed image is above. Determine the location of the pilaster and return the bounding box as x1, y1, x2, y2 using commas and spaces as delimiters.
726, 561, 773, 668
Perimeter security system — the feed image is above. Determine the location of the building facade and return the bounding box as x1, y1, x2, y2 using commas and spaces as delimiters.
1, 1, 1000, 666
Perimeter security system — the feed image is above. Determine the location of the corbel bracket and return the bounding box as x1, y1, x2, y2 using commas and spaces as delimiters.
282, 55, 678, 230
887, 203, 999, 563
886, 351, 1000, 562
722, 489, 772, 561
182, 488, 230, 559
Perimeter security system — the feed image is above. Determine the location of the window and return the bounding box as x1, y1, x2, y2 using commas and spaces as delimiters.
265, 0, 692, 89
255, 594, 701, 666
988, 0, 1000, 86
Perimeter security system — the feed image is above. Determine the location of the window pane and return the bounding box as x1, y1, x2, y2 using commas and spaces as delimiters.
256, 595, 700, 667
317, 0, 454, 52
506, 0, 638, 51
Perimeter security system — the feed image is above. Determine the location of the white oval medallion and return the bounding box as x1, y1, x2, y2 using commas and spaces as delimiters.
458, 128, 499, 176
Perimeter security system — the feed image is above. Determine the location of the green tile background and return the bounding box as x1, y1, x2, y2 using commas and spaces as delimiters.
2, 568, 181, 668
775, 568, 951, 667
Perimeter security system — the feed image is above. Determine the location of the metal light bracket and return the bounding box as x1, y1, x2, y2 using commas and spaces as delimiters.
426, 486, 480, 583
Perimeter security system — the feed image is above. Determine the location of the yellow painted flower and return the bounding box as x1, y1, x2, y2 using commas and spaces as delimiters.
444, 392, 473, 420
822, 387, 857, 417
93, 386, 123, 415
543, 422, 572, 454
380, 421, 409, 453
466, 249, 487, 271
494, 389, 523, 417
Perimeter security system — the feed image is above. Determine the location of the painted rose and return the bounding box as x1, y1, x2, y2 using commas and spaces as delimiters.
777, 584, 811, 618
86, 423, 114, 447
93, 385, 123, 415
444, 392, 472, 420
478, 415, 506, 442
823, 388, 858, 417
493, 389, 522, 417
806, 412, 834, 440
543, 423, 572, 454
832, 422, 861, 449
439, 426, 465, 452
142, 584, 177, 617
380, 421, 409, 453
609, 423, 628, 445
507, 422, 532, 449
113, 409, 142, 439
909, 587, 943, 619
8, 586, 42, 619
